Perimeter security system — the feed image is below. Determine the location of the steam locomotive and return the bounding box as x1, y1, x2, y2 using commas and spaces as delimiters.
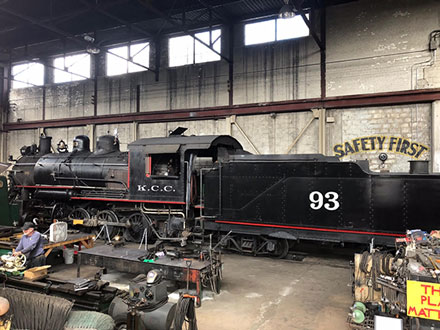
8, 129, 440, 256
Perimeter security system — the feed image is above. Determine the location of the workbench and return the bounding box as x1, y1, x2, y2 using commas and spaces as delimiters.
0, 233, 95, 257
77, 245, 221, 305
43, 234, 95, 257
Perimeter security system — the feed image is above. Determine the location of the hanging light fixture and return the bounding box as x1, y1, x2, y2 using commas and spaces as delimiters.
279, 0, 296, 19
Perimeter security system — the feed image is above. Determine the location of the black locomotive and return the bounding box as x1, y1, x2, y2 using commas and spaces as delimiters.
8, 129, 440, 256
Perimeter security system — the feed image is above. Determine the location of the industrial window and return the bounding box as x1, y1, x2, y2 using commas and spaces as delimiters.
244, 15, 310, 46
11, 62, 44, 89
169, 29, 221, 67
53, 53, 91, 83
106, 42, 150, 76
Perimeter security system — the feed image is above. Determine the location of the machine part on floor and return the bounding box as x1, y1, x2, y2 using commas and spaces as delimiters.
0, 287, 73, 330
109, 270, 176, 330
349, 229, 440, 329
173, 294, 198, 330
0, 275, 118, 312
0, 253, 26, 272
64, 311, 115, 330
78, 244, 223, 305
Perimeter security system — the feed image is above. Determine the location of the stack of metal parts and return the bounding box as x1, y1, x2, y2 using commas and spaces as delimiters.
64, 278, 96, 292
349, 229, 440, 329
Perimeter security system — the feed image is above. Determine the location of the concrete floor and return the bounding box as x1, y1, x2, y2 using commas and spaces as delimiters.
196, 253, 352, 330
49, 244, 354, 330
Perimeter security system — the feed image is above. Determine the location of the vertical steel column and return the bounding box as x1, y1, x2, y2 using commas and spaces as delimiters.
154, 37, 161, 82
432, 101, 440, 172
93, 54, 99, 117
0, 64, 9, 162
318, 108, 326, 155
228, 24, 234, 106
320, 5, 327, 99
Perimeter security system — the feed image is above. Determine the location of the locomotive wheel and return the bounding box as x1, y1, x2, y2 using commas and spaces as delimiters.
274, 239, 290, 259
68, 208, 91, 224
124, 213, 151, 243
96, 210, 120, 239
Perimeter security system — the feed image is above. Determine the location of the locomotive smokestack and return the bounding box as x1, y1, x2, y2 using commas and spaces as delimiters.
38, 136, 52, 155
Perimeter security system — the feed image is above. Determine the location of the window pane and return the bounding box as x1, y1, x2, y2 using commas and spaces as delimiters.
245, 19, 276, 45
276, 14, 310, 41
12, 63, 44, 89
169, 35, 194, 67
107, 46, 129, 76
195, 29, 221, 64
54, 53, 90, 83
128, 42, 150, 73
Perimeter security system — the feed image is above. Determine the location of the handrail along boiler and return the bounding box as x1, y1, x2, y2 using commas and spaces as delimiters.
8, 130, 440, 256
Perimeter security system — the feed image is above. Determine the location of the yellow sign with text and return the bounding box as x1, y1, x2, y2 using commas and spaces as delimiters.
407, 280, 440, 321
333, 135, 429, 159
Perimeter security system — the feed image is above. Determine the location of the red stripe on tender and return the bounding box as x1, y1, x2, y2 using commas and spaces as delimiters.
70, 196, 185, 204
17, 185, 74, 189
214, 220, 405, 237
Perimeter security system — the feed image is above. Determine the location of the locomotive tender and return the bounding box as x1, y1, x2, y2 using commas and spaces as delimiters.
9, 130, 440, 256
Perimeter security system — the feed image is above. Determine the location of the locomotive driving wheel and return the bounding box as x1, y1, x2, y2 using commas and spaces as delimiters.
68, 208, 91, 224
96, 210, 120, 239
124, 213, 151, 242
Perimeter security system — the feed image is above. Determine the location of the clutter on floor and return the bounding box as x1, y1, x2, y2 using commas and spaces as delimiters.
349, 229, 440, 329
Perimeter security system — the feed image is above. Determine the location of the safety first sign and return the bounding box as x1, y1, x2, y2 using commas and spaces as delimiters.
407, 280, 440, 320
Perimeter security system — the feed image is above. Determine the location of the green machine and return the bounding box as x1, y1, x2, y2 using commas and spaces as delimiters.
0, 176, 20, 226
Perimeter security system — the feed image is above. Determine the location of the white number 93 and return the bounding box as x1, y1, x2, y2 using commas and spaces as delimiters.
309, 191, 340, 211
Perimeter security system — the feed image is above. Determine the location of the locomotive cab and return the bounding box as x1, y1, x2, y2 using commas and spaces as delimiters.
127, 135, 243, 208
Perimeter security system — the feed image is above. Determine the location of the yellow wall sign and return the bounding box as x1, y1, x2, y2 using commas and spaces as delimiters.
407, 280, 440, 321
333, 136, 429, 159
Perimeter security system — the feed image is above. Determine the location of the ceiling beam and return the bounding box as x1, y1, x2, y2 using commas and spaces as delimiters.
137, 0, 231, 63
4, 88, 440, 131
0, 5, 156, 73
78, 0, 155, 40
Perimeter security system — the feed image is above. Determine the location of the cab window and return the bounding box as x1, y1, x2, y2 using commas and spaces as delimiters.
146, 153, 180, 178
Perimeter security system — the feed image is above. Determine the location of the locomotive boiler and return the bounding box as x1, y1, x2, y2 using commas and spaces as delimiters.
8, 130, 440, 256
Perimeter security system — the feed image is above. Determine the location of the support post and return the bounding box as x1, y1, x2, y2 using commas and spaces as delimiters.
320, 5, 326, 99
432, 101, 440, 172
318, 108, 326, 155
132, 121, 138, 141
0, 65, 9, 162
228, 24, 234, 106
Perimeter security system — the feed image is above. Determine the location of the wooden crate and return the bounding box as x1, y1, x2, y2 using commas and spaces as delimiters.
23, 265, 51, 281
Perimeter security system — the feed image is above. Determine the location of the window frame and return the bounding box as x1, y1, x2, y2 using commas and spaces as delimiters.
106, 41, 151, 77
53, 52, 91, 84
168, 28, 222, 68
244, 13, 311, 46
11, 62, 45, 89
